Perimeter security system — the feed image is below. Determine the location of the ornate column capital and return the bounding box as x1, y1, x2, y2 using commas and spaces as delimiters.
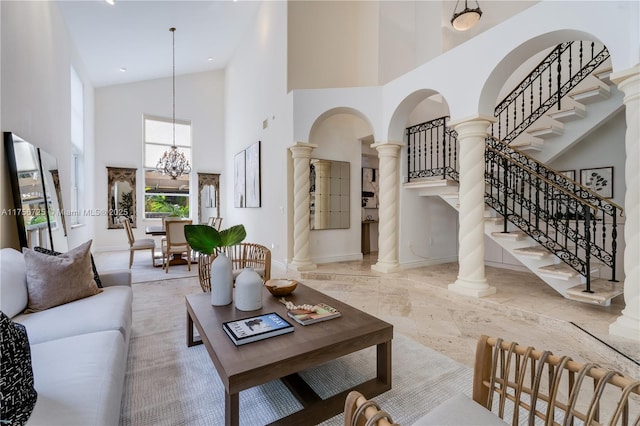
289, 142, 317, 159
448, 115, 496, 138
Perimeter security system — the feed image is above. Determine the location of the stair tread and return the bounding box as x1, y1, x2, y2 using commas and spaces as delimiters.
566, 280, 624, 305
513, 246, 549, 257
491, 231, 527, 241
538, 263, 577, 278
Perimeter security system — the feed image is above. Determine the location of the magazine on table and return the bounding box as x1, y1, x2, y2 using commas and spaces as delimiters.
287, 303, 342, 326
222, 312, 294, 346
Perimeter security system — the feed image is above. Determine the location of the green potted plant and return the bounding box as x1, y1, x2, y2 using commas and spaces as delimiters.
184, 224, 246, 306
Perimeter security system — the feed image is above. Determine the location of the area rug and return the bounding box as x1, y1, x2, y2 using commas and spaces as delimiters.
119, 278, 474, 426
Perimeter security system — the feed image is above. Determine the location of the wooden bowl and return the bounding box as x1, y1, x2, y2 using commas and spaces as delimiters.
265, 279, 298, 297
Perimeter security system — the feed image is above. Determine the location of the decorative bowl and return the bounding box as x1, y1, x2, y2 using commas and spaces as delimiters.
265, 279, 298, 297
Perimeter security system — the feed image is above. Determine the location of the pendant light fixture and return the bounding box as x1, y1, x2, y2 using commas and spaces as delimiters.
451, 0, 483, 32
156, 27, 191, 179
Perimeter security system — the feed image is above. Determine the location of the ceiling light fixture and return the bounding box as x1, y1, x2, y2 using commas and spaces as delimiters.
451, 0, 482, 31
156, 27, 191, 179
105, 0, 116, 5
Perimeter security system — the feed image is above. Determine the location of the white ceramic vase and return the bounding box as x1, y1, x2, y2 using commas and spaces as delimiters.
211, 252, 233, 306
234, 267, 263, 311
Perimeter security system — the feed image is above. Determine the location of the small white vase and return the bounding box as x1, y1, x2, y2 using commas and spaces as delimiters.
211, 252, 233, 306
234, 267, 263, 311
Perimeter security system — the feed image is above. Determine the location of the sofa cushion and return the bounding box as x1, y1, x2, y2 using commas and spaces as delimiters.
23, 240, 102, 313
27, 330, 126, 426
0, 311, 38, 425
12, 285, 133, 345
412, 393, 507, 425
33, 247, 103, 288
0, 248, 28, 318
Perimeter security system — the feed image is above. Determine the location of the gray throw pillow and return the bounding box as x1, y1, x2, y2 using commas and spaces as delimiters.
33, 246, 103, 288
23, 240, 102, 313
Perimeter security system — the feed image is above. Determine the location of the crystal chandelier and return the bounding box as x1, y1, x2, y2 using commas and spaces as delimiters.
156, 27, 191, 179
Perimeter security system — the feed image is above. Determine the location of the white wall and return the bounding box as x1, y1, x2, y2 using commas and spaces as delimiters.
93, 70, 225, 250
225, 1, 290, 268
288, 1, 379, 90
1, 1, 94, 250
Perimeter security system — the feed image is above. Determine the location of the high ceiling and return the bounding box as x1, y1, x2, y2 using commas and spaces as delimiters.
56, 0, 261, 88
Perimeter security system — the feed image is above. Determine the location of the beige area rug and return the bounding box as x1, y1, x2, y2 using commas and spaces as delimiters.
119, 278, 474, 426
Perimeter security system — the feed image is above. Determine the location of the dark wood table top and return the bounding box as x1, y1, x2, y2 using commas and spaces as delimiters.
145, 225, 165, 236
186, 283, 393, 394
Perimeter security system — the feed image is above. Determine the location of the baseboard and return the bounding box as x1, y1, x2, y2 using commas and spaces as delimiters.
312, 253, 363, 264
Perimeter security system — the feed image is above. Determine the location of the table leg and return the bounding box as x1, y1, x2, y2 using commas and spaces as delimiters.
186, 310, 202, 347
377, 340, 392, 388
225, 390, 239, 426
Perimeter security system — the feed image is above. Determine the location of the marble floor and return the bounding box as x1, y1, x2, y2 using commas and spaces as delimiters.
95, 250, 639, 378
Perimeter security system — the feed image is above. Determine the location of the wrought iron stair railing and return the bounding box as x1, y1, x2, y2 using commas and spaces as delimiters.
492, 40, 610, 144
485, 137, 622, 291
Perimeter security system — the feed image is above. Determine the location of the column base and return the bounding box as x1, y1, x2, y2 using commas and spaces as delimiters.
371, 261, 401, 274
609, 315, 640, 342
448, 279, 496, 298
288, 260, 317, 272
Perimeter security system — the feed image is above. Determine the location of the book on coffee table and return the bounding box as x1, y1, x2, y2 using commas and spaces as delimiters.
223, 312, 294, 346
287, 303, 341, 326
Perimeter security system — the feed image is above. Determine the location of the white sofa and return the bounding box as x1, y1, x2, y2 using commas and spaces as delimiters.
0, 247, 133, 426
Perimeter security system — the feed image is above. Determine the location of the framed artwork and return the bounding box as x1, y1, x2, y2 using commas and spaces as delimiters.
559, 170, 575, 180
234, 150, 245, 208
580, 166, 613, 198
245, 141, 261, 208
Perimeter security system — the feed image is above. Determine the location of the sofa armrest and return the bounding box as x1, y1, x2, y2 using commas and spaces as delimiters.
99, 270, 132, 287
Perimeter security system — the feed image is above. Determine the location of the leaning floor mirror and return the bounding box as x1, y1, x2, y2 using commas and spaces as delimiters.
4, 132, 69, 252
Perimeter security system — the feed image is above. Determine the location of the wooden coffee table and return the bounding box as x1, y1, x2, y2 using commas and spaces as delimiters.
186, 283, 393, 426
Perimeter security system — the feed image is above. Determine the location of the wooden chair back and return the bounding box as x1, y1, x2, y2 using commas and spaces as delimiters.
343, 391, 397, 426
165, 219, 192, 249
120, 217, 135, 246
207, 216, 223, 230
473, 335, 640, 425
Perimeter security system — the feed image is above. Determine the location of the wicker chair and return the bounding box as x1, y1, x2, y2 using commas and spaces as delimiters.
198, 242, 271, 293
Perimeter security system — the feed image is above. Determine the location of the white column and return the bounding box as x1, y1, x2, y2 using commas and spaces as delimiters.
448, 116, 496, 297
288, 143, 317, 271
371, 141, 403, 274
609, 64, 640, 342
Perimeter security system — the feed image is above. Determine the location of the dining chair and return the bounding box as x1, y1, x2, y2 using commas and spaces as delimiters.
162, 219, 193, 273
120, 217, 156, 268
207, 216, 223, 230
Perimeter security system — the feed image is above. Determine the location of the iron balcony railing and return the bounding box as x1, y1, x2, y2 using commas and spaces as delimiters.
407, 117, 459, 183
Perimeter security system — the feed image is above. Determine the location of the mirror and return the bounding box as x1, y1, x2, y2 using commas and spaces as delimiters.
107, 167, 137, 229
309, 159, 350, 230
198, 173, 220, 224
4, 132, 69, 251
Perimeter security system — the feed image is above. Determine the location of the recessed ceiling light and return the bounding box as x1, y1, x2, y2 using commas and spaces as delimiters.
207, 57, 213, 62
105, 0, 116, 5
119, 67, 127, 72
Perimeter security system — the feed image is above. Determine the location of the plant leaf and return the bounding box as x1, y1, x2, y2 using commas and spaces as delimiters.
219, 224, 247, 247
184, 225, 221, 255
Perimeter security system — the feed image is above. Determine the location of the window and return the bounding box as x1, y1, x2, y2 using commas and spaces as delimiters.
143, 116, 191, 219
70, 66, 84, 224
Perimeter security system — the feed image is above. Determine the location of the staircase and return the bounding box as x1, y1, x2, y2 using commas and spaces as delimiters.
404, 40, 624, 306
